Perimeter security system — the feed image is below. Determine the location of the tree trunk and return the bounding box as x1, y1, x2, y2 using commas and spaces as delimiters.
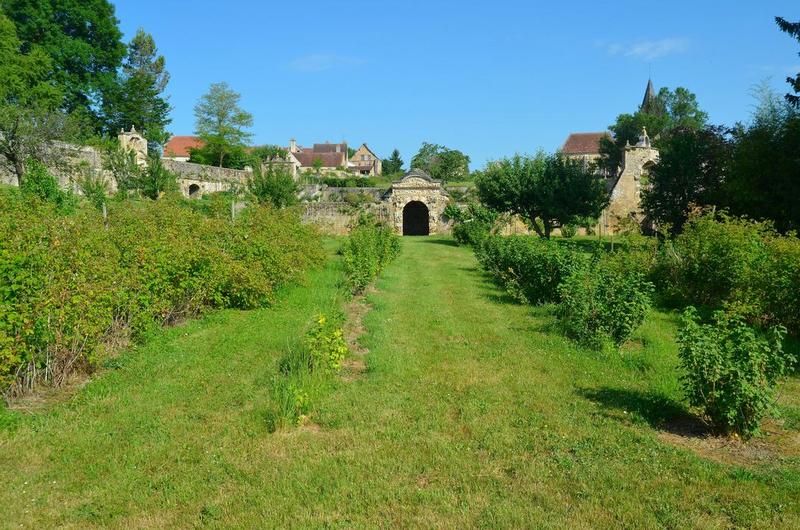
529, 215, 545, 238
11, 156, 25, 186
543, 220, 552, 239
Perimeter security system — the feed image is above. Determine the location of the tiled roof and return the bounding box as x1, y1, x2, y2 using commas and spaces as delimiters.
295, 151, 347, 168
311, 142, 347, 154
560, 132, 610, 155
163, 136, 205, 158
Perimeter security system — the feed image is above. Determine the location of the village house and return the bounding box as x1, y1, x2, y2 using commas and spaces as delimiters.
349, 143, 382, 175
162, 135, 205, 162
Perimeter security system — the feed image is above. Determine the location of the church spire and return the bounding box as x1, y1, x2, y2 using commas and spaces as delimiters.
640, 78, 658, 113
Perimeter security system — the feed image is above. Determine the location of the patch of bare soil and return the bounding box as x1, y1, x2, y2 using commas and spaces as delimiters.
341, 287, 375, 381
657, 416, 800, 467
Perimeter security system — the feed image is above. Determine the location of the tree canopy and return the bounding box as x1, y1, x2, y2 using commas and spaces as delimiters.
2, 0, 126, 132
410, 142, 470, 182
475, 153, 608, 238
599, 86, 707, 174
382, 149, 404, 175
190, 82, 253, 168
777, 17, 800, 108
102, 29, 171, 146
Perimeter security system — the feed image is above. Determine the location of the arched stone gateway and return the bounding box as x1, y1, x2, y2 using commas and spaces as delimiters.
188, 183, 201, 198
386, 170, 449, 235
403, 201, 429, 235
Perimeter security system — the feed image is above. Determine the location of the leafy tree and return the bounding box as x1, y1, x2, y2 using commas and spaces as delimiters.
2, 0, 126, 132
312, 157, 323, 175
382, 148, 404, 175
411, 142, 470, 182
0, 13, 65, 184
642, 125, 732, 233
19, 158, 75, 210
191, 82, 253, 168
347, 146, 356, 158
248, 163, 298, 208
776, 17, 800, 108
136, 153, 177, 200
724, 87, 800, 233
599, 86, 707, 174
103, 29, 171, 146
103, 143, 142, 192
250, 145, 287, 163
476, 152, 608, 238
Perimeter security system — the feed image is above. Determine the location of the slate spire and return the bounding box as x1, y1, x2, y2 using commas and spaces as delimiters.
640, 78, 659, 114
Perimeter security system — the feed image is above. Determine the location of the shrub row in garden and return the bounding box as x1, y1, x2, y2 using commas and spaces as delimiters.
0, 190, 325, 396
340, 216, 401, 294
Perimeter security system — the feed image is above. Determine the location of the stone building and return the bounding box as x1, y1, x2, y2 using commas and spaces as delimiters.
385, 169, 450, 235
290, 140, 349, 173
560, 131, 610, 170
349, 143, 382, 175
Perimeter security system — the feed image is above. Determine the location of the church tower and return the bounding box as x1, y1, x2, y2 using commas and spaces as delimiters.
639, 78, 660, 114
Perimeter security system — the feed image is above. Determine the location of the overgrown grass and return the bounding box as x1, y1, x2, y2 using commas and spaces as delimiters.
1, 237, 798, 527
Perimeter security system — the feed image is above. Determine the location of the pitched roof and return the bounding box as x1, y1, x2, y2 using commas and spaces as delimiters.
640, 78, 659, 113
163, 136, 204, 158
294, 151, 347, 168
350, 143, 379, 161
311, 142, 347, 154
560, 132, 610, 155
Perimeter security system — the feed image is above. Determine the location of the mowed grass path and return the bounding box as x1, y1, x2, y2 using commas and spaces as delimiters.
2, 237, 799, 528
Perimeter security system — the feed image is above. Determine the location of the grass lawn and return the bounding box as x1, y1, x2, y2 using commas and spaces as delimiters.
1, 237, 799, 528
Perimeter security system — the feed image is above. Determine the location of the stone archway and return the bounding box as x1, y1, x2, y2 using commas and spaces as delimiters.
403, 201, 430, 235
188, 183, 201, 198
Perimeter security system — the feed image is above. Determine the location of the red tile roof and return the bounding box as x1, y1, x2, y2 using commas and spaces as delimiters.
561, 132, 610, 155
163, 136, 205, 158
311, 142, 347, 154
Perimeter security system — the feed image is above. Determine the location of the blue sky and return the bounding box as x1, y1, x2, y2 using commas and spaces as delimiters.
114, 1, 798, 167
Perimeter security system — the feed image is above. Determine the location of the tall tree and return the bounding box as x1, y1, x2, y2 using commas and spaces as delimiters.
411, 142, 470, 182
103, 29, 172, 146
641, 125, 732, 233
476, 152, 608, 238
2, 0, 126, 133
382, 149, 404, 174
191, 82, 253, 168
598, 85, 707, 174
0, 13, 64, 183
776, 17, 800, 108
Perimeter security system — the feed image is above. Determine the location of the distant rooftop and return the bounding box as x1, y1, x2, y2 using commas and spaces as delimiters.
560, 132, 610, 155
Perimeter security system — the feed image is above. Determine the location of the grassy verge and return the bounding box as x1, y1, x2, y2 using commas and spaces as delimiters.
1, 236, 798, 528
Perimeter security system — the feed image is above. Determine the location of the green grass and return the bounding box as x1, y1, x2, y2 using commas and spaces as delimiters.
2, 237, 799, 528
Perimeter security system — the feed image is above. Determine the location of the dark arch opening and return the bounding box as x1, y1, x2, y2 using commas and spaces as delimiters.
403, 201, 430, 236
188, 184, 200, 198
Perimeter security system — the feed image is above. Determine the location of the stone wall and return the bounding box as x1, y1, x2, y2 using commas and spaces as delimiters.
162, 159, 250, 197
302, 202, 390, 235
385, 170, 450, 234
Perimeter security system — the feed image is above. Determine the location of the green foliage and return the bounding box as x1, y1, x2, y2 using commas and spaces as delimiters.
341, 217, 401, 294
642, 125, 732, 233
76, 167, 109, 210
560, 223, 577, 238
248, 163, 298, 208
136, 154, 177, 200
0, 191, 324, 394
557, 254, 654, 347
2, 0, 126, 132
192, 82, 253, 168
102, 29, 171, 146
476, 236, 588, 305
678, 307, 792, 437
306, 314, 348, 373
598, 86, 707, 174
776, 16, 800, 108
321, 176, 379, 188
103, 143, 141, 192
655, 211, 800, 335
382, 148, 404, 175
19, 159, 75, 211
449, 202, 498, 247
410, 142, 470, 182
475, 152, 607, 238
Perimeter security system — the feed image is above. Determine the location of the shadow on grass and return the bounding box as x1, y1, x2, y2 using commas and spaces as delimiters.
579, 386, 711, 438
418, 238, 459, 247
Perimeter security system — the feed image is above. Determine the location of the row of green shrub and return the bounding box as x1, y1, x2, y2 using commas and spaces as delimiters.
474, 212, 800, 436
0, 189, 325, 396
320, 176, 380, 188
476, 236, 653, 348
340, 216, 401, 294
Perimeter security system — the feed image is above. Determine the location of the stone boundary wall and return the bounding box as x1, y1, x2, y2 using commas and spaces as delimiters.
302, 202, 390, 235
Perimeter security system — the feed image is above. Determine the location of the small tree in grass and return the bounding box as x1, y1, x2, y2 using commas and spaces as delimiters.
476, 152, 608, 238
678, 307, 793, 437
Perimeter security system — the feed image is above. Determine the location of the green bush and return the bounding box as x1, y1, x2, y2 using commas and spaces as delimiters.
247, 163, 298, 208
678, 307, 793, 437
306, 314, 348, 373
656, 212, 800, 335
341, 216, 400, 294
0, 191, 324, 395
476, 236, 588, 305
450, 203, 498, 247
557, 253, 654, 347
321, 176, 379, 188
